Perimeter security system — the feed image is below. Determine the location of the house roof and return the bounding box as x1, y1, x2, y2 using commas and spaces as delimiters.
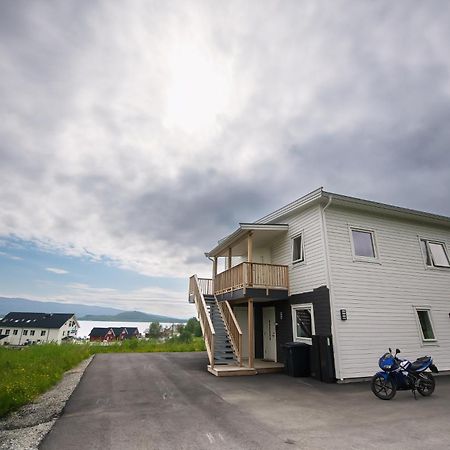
112, 327, 139, 337
256, 187, 450, 226
89, 327, 113, 337
0, 312, 76, 329
207, 187, 450, 257
89, 327, 140, 338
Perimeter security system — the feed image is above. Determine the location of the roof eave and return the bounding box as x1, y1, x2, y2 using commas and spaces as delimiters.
206, 223, 289, 257
323, 191, 450, 227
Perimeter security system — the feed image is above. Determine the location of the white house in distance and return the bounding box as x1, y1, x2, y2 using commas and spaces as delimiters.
0, 312, 79, 345
189, 187, 450, 381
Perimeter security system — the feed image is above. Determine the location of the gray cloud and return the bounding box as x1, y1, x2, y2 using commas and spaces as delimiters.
1, 0, 450, 279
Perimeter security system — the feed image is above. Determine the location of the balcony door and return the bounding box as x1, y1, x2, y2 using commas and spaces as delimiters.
263, 307, 277, 362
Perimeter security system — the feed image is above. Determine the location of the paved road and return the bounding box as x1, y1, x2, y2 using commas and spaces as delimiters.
41, 352, 450, 450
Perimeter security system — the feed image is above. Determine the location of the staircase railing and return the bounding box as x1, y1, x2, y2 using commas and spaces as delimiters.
197, 278, 213, 296
216, 300, 243, 366
189, 275, 215, 368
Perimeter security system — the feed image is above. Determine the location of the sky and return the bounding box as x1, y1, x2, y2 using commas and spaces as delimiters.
1, 1, 450, 318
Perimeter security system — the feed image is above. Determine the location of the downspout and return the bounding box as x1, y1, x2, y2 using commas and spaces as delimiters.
206, 255, 216, 294
320, 194, 343, 381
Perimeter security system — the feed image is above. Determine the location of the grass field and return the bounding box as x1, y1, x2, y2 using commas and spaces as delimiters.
0, 337, 205, 417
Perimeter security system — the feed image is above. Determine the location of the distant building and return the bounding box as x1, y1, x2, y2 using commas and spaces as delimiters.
89, 327, 140, 342
0, 312, 79, 345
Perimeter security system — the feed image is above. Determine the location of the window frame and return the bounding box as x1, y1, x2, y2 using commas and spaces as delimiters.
419, 237, 450, 270
291, 232, 305, 265
291, 303, 315, 345
349, 226, 380, 263
413, 306, 437, 344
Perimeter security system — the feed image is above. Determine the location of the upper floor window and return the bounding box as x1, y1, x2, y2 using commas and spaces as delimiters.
292, 234, 304, 263
23, 330, 28, 336
30, 330, 35, 336
351, 228, 377, 259
420, 239, 450, 268
13, 329, 18, 335
41, 330, 46, 336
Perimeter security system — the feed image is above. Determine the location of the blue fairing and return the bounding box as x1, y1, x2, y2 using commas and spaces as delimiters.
376, 371, 389, 380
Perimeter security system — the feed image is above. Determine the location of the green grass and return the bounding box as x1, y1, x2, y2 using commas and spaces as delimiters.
0, 337, 205, 417
0, 344, 91, 418
89, 337, 206, 353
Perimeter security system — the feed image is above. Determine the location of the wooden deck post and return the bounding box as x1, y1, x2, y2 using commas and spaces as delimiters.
227, 247, 232, 270
247, 232, 253, 287
248, 298, 254, 369
212, 257, 218, 292
247, 232, 253, 262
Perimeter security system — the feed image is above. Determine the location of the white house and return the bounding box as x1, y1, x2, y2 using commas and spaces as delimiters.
188, 187, 450, 381
0, 312, 79, 345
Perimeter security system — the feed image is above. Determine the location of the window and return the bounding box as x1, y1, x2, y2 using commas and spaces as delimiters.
6, 330, 10, 335
30, 330, 35, 336
351, 228, 377, 258
41, 330, 46, 336
13, 329, 18, 335
292, 234, 304, 263
415, 308, 436, 342
292, 304, 315, 344
23, 330, 28, 336
420, 239, 450, 268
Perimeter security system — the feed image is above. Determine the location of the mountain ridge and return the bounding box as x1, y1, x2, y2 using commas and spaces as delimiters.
0, 297, 186, 323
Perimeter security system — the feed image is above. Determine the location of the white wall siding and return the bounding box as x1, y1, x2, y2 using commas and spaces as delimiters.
0, 316, 78, 346
270, 205, 327, 294
325, 205, 450, 379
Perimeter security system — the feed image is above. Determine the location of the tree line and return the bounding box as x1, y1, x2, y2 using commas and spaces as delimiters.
146, 317, 202, 342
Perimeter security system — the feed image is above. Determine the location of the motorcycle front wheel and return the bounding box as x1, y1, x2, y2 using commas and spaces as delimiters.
371, 374, 396, 400
417, 372, 435, 396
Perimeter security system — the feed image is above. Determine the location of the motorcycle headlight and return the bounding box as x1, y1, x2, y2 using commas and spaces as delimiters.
384, 364, 392, 369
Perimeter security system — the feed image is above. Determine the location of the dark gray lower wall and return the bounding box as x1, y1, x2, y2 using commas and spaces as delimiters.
275, 285, 331, 363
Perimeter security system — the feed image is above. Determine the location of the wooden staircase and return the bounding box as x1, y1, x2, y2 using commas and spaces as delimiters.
189, 276, 242, 372
206, 298, 236, 364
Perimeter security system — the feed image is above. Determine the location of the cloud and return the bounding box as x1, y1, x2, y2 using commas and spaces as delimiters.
0, 251, 23, 261
0, 0, 449, 281
45, 267, 69, 275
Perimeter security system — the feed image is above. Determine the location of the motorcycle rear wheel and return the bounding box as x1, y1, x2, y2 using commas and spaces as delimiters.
417, 372, 435, 396
371, 374, 396, 400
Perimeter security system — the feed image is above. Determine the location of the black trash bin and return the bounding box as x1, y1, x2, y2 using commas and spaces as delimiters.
311, 335, 335, 383
283, 342, 310, 377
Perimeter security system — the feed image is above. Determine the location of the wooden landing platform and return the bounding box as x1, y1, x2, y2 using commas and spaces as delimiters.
208, 359, 284, 377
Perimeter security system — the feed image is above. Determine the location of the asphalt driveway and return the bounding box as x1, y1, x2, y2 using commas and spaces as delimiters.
40, 352, 450, 450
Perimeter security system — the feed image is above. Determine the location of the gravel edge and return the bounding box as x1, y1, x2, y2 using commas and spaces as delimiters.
0, 354, 95, 450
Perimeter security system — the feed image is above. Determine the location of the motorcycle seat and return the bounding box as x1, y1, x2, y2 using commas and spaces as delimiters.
409, 356, 431, 372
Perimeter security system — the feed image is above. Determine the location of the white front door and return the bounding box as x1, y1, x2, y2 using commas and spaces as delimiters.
263, 307, 277, 362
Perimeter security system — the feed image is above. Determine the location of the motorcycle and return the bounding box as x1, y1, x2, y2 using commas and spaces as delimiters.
371, 348, 438, 400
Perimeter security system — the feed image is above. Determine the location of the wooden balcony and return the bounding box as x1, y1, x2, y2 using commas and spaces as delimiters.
214, 262, 289, 299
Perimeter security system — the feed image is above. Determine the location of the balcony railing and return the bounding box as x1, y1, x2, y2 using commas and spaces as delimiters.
214, 262, 289, 295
